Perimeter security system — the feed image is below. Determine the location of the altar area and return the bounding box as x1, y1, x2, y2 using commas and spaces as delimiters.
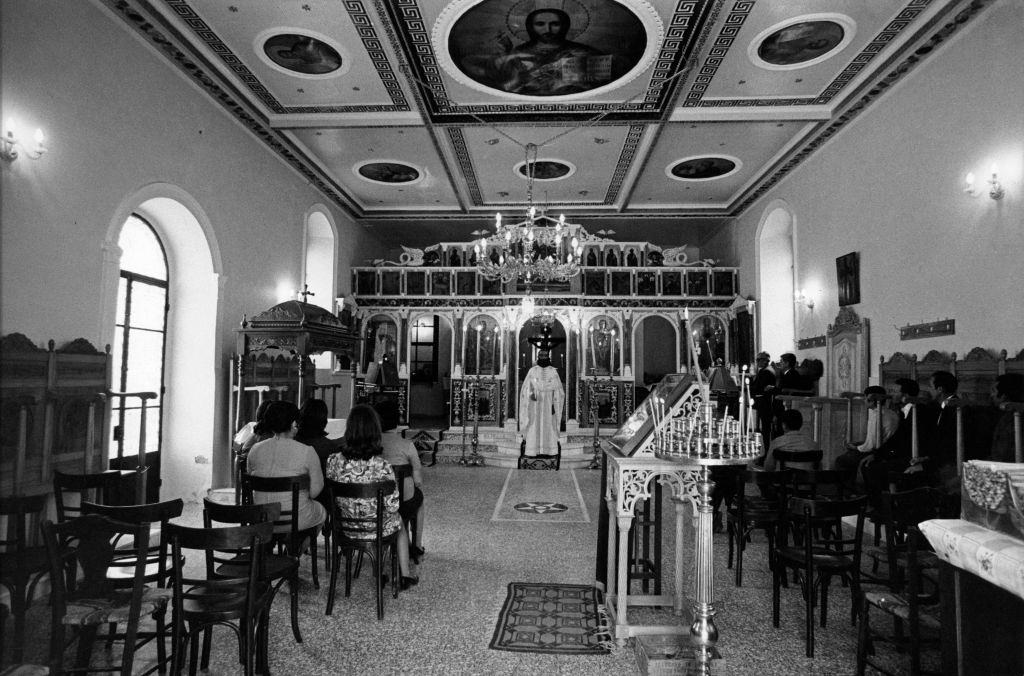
346, 228, 750, 468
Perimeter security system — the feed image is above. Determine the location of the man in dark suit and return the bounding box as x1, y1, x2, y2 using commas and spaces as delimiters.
749, 352, 776, 444
776, 352, 806, 392
928, 370, 960, 499
864, 378, 935, 492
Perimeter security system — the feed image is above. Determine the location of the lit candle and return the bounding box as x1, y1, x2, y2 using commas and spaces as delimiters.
493, 325, 500, 375
475, 324, 482, 375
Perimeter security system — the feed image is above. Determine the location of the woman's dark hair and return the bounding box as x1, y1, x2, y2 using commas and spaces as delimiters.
254, 399, 274, 423
341, 404, 383, 461
297, 398, 329, 438
254, 400, 299, 436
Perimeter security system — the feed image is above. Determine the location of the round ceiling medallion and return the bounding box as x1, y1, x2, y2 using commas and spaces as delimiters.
667, 156, 741, 181
257, 30, 348, 77
514, 159, 575, 181
748, 14, 855, 70
434, 0, 663, 101
354, 161, 422, 185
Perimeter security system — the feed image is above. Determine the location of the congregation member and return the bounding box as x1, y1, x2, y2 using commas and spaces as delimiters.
928, 370, 961, 492
776, 353, 806, 393
749, 351, 776, 444
294, 398, 341, 472
762, 409, 817, 471
234, 399, 274, 458
246, 400, 327, 533
834, 385, 898, 479
328, 404, 418, 589
374, 399, 426, 563
990, 373, 1024, 462
862, 378, 932, 492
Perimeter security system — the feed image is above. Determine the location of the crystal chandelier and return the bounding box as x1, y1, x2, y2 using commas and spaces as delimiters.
474, 144, 585, 284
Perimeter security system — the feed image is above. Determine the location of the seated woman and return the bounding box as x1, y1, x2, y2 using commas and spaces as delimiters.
246, 400, 327, 533
327, 404, 418, 589
294, 398, 341, 472
373, 399, 425, 563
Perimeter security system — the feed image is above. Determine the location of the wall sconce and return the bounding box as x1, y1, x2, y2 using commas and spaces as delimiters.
794, 289, 815, 309
1, 119, 47, 162
964, 165, 1005, 200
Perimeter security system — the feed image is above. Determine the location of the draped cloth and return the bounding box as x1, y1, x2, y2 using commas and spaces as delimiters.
518, 365, 565, 456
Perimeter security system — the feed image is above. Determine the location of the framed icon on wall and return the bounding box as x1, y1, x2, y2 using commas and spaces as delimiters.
836, 251, 860, 307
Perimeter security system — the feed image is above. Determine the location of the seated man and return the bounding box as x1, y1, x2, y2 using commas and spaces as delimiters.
834, 385, 898, 478
991, 373, 1024, 462
373, 399, 426, 563
763, 409, 817, 471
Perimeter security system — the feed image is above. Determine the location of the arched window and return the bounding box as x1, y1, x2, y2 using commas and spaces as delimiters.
304, 210, 336, 369
111, 214, 168, 462
757, 202, 796, 358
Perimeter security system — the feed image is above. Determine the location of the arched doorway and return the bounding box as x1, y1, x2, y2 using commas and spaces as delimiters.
303, 208, 337, 370
101, 186, 221, 503
633, 314, 677, 388
407, 312, 453, 428
756, 201, 797, 359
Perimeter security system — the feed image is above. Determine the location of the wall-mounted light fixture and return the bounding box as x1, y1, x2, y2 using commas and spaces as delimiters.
964, 165, 1004, 200
794, 289, 815, 309
1, 119, 47, 162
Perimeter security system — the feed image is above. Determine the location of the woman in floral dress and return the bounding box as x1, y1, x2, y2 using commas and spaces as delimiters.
326, 404, 418, 588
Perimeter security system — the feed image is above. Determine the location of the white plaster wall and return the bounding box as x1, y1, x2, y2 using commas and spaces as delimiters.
705, 0, 1024, 375
1, 0, 386, 494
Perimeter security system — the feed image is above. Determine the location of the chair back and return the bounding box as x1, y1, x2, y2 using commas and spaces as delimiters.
53, 470, 129, 521
773, 449, 823, 471
42, 514, 149, 605
786, 495, 867, 561
166, 520, 275, 619
790, 468, 851, 500
240, 473, 309, 540
737, 468, 791, 509
391, 464, 414, 503
876, 487, 941, 589
326, 478, 396, 543
81, 498, 184, 587
203, 498, 282, 528
0, 494, 48, 552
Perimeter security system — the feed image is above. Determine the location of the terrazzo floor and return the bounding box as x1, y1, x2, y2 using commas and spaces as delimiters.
6, 464, 937, 675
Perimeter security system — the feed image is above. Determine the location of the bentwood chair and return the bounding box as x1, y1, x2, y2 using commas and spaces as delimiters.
42, 514, 172, 676
53, 470, 131, 522
391, 464, 420, 560
726, 469, 791, 587
325, 478, 399, 621
202, 499, 304, 644
241, 473, 321, 589
167, 521, 275, 676
773, 496, 867, 658
773, 449, 824, 472
0, 494, 51, 664
856, 489, 942, 675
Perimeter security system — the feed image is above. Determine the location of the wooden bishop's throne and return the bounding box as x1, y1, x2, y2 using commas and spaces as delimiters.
230, 298, 358, 436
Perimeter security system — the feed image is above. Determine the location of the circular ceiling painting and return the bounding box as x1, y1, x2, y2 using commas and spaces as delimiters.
355, 162, 421, 185
263, 33, 342, 75
438, 0, 660, 99
515, 160, 573, 181
667, 156, 740, 181
749, 15, 855, 70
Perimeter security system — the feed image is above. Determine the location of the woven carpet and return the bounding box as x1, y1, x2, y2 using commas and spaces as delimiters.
491, 469, 590, 523
489, 582, 611, 655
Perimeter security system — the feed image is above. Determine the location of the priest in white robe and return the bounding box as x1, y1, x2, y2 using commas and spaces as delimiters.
518, 349, 564, 456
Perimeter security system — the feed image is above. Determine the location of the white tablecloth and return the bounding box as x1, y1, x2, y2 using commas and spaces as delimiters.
920, 518, 1024, 601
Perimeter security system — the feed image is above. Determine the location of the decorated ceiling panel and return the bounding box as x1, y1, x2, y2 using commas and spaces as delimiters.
104, 0, 993, 248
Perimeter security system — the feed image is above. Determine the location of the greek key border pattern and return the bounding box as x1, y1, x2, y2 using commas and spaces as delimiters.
447, 128, 483, 205
683, 0, 752, 107
163, 0, 409, 114
107, 0, 354, 211
606, 126, 647, 203
734, 0, 991, 214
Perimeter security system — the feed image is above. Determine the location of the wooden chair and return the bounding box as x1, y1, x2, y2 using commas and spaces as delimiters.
325, 478, 399, 620
789, 468, 852, 501
857, 491, 942, 676
518, 439, 561, 470
41, 514, 172, 676
0, 494, 50, 664
202, 498, 304, 644
773, 449, 823, 472
241, 472, 321, 589
53, 470, 129, 522
391, 464, 419, 560
80, 498, 183, 672
772, 496, 867, 658
167, 521, 275, 676
726, 469, 791, 587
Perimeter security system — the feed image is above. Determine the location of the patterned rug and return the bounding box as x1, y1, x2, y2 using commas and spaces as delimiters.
489, 582, 611, 655
491, 469, 590, 523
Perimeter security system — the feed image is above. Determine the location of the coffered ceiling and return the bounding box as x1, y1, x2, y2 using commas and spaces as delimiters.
102, 0, 988, 249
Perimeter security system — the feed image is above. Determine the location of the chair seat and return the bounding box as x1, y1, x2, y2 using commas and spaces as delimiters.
217, 553, 299, 580
181, 584, 273, 620
63, 586, 171, 625
777, 545, 855, 571
863, 590, 942, 629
